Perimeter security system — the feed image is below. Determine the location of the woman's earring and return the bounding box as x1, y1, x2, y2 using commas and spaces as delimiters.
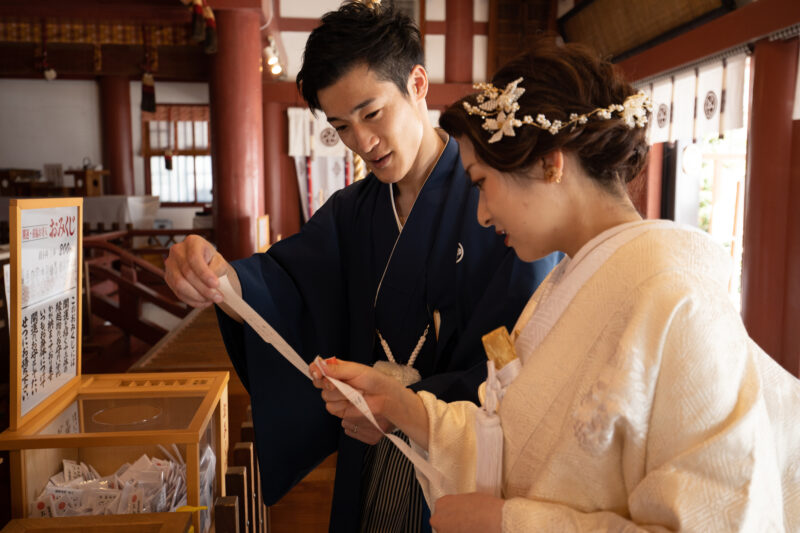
545, 166, 562, 184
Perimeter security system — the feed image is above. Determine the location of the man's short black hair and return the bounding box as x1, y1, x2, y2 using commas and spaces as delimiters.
296, 2, 424, 111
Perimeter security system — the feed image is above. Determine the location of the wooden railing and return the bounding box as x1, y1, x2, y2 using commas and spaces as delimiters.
83, 229, 212, 345
85, 227, 214, 256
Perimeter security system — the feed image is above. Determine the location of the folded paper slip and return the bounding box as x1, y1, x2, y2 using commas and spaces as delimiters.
216, 275, 446, 493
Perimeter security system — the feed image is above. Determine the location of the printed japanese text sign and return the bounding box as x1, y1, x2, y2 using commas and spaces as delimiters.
10, 198, 83, 430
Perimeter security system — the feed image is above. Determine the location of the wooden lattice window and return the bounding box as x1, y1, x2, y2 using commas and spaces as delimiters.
142, 105, 212, 205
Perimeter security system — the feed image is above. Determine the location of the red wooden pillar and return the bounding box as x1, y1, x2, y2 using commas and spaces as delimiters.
445, 0, 474, 83
628, 142, 663, 219
742, 36, 799, 369
210, 9, 265, 260
99, 76, 135, 195
262, 100, 300, 241
782, 120, 800, 376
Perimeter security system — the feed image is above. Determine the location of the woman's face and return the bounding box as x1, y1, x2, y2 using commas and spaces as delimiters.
458, 137, 565, 262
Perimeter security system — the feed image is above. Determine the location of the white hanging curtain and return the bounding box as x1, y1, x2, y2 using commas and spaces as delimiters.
793, 48, 800, 121
695, 61, 724, 140
649, 78, 673, 144
670, 71, 697, 143
311, 112, 347, 159
722, 54, 747, 132
287, 107, 349, 222
287, 107, 311, 158
638, 48, 750, 146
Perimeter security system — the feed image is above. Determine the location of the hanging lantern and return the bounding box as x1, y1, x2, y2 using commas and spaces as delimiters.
39, 20, 57, 81
141, 72, 156, 112
140, 26, 157, 112
203, 5, 217, 54
191, 0, 205, 42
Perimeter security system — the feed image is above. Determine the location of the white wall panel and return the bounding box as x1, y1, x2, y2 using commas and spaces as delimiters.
281, 30, 313, 80
426, 0, 446, 21
0, 79, 102, 177
472, 35, 488, 82
279, 0, 340, 19
474, 0, 489, 22
425, 34, 446, 83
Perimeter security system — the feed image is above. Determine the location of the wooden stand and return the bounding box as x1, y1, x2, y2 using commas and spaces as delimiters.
64, 169, 109, 197
1, 511, 192, 532
0, 371, 229, 533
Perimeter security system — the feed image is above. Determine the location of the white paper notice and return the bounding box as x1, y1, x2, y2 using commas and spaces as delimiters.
19, 206, 80, 416
39, 400, 81, 435
216, 275, 446, 493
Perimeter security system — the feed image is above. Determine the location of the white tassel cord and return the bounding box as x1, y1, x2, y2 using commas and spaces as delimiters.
375, 324, 430, 386
475, 360, 503, 497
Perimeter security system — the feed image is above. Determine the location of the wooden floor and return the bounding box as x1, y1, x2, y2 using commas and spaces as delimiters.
131, 306, 336, 532
269, 454, 337, 533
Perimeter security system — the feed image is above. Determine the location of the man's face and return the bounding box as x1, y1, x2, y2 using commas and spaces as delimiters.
318, 63, 425, 184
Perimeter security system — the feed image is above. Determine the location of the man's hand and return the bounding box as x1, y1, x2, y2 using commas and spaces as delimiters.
164, 234, 242, 319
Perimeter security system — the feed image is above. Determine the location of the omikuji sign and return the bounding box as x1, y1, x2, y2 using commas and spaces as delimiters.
9, 198, 83, 430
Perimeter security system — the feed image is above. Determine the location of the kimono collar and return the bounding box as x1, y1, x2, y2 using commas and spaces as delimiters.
373, 135, 461, 307
515, 219, 676, 363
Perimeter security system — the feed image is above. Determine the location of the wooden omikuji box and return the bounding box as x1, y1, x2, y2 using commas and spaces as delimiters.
3, 199, 229, 532
0, 511, 192, 533
0, 372, 229, 533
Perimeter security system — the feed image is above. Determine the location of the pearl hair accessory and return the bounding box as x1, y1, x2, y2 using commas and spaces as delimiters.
463, 77, 653, 144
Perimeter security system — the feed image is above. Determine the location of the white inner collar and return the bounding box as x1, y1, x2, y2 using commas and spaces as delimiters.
389, 185, 404, 231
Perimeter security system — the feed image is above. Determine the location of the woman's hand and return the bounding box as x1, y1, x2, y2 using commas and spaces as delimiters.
310, 358, 396, 444
310, 357, 430, 448
430, 493, 504, 533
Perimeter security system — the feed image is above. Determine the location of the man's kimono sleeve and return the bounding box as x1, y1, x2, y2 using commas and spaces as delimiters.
215, 196, 349, 505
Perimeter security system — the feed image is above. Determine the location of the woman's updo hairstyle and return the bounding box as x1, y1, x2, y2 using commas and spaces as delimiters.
440, 35, 650, 188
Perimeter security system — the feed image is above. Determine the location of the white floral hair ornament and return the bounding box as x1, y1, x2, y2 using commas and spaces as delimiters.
463, 77, 653, 144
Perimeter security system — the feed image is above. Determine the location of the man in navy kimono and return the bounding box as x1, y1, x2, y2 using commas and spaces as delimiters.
165, 3, 559, 532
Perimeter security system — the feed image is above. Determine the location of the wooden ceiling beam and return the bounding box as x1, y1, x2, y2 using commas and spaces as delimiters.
0, 42, 209, 81
0, 0, 191, 23
616, 0, 800, 81
0, 0, 273, 23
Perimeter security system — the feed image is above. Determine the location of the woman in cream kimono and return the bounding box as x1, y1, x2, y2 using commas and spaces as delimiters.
310, 37, 800, 532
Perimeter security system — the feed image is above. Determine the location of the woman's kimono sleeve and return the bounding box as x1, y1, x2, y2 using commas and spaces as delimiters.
413, 391, 480, 501
215, 195, 349, 505
500, 286, 785, 532
418, 275, 789, 531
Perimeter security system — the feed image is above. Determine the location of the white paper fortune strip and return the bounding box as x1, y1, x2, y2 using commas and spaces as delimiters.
216, 275, 446, 493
